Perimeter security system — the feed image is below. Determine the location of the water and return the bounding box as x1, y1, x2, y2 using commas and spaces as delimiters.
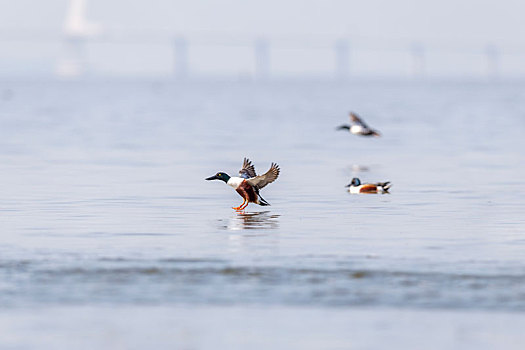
1, 79, 525, 348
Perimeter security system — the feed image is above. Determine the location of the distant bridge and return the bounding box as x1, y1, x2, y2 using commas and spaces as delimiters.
0, 0, 524, 79
2, 29, 525, 79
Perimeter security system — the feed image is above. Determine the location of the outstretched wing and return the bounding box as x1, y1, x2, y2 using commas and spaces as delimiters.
350, 112, 369, 128
239, 157, 257, 179
246, 163, 280, 190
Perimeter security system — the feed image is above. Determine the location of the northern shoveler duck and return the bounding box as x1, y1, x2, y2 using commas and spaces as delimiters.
346, 178, 391, 194
206, 158, 280, 211
337, 112, 381, 137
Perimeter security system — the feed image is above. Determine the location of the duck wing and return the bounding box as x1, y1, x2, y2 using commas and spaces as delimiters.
239, 157, 257, 179
246, 163, 280, 189
350, 112, 369, 128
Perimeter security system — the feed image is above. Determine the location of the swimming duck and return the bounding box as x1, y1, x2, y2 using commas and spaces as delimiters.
206, 158, 280, 211
346, 178, 391, 194
337, 112, 381, 137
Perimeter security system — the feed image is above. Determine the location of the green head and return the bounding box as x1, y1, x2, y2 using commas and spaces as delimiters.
205, 172, 231, 183
345, 178, 361, 187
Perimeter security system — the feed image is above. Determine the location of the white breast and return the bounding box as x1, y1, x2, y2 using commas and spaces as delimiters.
227, 177, 244, 189
350, 125, 363, 134
348, 186, 361, 194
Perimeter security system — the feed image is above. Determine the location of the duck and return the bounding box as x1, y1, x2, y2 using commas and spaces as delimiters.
206, 158, 280, 211
346, 178, 391, 194
337, 112, 381, 137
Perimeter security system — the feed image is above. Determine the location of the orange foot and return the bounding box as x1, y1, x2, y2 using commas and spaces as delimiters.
232, 199, 247, 211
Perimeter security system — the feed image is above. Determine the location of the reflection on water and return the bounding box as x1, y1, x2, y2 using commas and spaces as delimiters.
350, 164, 370, 173
220, 211, 280, 231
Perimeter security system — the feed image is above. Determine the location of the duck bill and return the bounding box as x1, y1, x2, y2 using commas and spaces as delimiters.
206, 175, 219, 181
344, 183, 351, 187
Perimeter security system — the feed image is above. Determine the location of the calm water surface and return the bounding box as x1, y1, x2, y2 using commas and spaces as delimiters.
0, 80, 524, 347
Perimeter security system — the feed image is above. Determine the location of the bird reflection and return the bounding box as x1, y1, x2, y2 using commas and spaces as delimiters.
221, 211, 280, 231
350, 164, 370, 173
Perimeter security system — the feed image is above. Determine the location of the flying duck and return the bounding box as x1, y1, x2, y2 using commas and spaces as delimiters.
206, 158, 280, 211
346, 178, 391, 194
337, 112, 381, 137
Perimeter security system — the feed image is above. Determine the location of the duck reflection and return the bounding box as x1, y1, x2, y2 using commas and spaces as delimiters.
350, 164, 370, 173
221, 211, 280, 231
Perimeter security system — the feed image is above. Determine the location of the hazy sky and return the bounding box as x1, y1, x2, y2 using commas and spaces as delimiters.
1, 0, 525, 77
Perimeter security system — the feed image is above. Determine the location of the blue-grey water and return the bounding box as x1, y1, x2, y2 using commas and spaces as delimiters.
1, 79, 524, 348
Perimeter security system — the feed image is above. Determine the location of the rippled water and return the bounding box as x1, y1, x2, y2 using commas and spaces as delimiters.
1, 79, 525, 347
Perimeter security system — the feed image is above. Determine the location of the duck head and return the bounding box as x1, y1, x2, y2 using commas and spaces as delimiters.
206, 172, 231, 183
345, 177, 361, 187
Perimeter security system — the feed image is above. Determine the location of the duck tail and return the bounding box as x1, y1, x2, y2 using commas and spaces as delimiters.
378, 181, 391, 193
258, 194, 271, 206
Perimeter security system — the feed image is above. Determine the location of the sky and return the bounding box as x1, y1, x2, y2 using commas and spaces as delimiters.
0, 0, 524, 78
